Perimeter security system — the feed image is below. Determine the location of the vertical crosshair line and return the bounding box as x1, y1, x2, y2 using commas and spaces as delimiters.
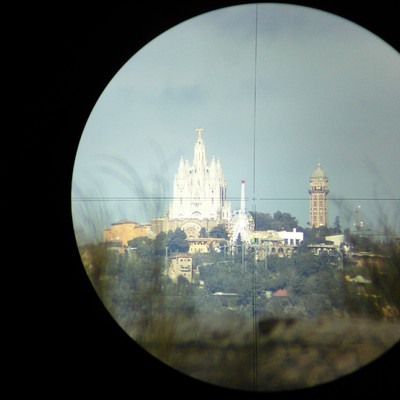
252, 2, 259, 392
253, 3, 258, 199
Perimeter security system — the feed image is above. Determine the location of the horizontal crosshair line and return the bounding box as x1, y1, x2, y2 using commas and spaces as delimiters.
72, 197, 174, 201
71, 197, 399, 201
259, 197, 400, 201
72, 197, 241, 200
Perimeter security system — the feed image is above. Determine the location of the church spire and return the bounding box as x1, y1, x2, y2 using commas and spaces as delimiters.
193, 128, 207, 169
195, 127, 204, 140
177, 156, 185, 177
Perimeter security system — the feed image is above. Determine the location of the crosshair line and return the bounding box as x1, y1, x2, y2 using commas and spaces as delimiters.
71, 196, 400, 201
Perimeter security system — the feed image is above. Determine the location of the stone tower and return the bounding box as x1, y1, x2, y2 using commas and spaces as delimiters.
168, 128, 231, 238
309, 162, 329, 228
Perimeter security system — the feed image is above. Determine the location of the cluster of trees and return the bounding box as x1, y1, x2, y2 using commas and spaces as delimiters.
249, 211, 344, 244
198, 247, 400, 320
82, 221, 399, 330
127, 228, 190, 256
82, 241, 197, 334
250, 211, 299, 232
197, 251, 346, 318
82, 207, 400, 330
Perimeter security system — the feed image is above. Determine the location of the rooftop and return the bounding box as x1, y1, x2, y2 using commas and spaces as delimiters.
311, 162, 328, 179
111, 219, 138, 226
273, 289, 288, 297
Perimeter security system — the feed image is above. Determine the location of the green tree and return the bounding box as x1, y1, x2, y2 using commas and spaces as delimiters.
199, 227, 208, 238
127, 236, 155, 258
347, 232, 377, 252
209, 224, 228, 238
271, 211, 299, 231
294, 253, 321, 277
154, 231, 168, 256
250, 211, 273, 231
168, 228, 189, 253
333, 215, 342, 234
304, 226, 331, 244
250, 211, 299, 231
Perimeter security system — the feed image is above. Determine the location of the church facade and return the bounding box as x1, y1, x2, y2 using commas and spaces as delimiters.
152, 128, 231, 239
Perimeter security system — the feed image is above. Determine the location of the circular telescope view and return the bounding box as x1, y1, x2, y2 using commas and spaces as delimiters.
71, 3, 400, 392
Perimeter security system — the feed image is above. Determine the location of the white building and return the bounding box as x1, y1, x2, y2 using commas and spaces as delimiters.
325, 234, 344, 248
252, 228, 304, 257
278, 228, 304, 246
168, 128, 231, 238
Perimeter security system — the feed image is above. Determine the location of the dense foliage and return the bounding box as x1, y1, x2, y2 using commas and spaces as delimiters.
128, 228, 189, 256
209, 224, 228, 238
250, 211, 299, 231
81, 233, 399, 330
79, 210, 399, 340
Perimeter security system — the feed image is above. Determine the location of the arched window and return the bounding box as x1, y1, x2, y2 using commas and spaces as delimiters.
191, 211, 202, 219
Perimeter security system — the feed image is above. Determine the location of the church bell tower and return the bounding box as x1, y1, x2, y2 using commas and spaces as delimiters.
309, 162, 329, 228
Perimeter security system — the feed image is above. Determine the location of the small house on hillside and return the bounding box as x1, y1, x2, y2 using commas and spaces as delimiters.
168, 253, 193, 283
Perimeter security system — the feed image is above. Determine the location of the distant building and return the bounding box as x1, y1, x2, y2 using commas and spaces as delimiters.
168, 254, 193, 283
252, 229, 304, 257
103, 219, 150, 247
152, 128, 232, 239
325, 234, 344, 247
307, 233, 346, 261
309, 162, 329, 228
187, 237, 227, 254
307, 243, 339, 256
278, 228, 304, 247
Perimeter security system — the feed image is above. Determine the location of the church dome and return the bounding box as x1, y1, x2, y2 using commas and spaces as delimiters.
311, 162, 327, 179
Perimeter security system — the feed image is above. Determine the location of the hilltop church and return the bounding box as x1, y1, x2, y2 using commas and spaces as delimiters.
151, 128, 231, 239
104, 128, 328, 251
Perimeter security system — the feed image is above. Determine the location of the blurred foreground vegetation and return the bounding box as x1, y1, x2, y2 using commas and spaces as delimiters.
78, 234, 400, 391
81, 235, 400, 322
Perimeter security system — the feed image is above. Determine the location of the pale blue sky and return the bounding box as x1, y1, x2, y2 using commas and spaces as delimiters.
72, 3, 400, 239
